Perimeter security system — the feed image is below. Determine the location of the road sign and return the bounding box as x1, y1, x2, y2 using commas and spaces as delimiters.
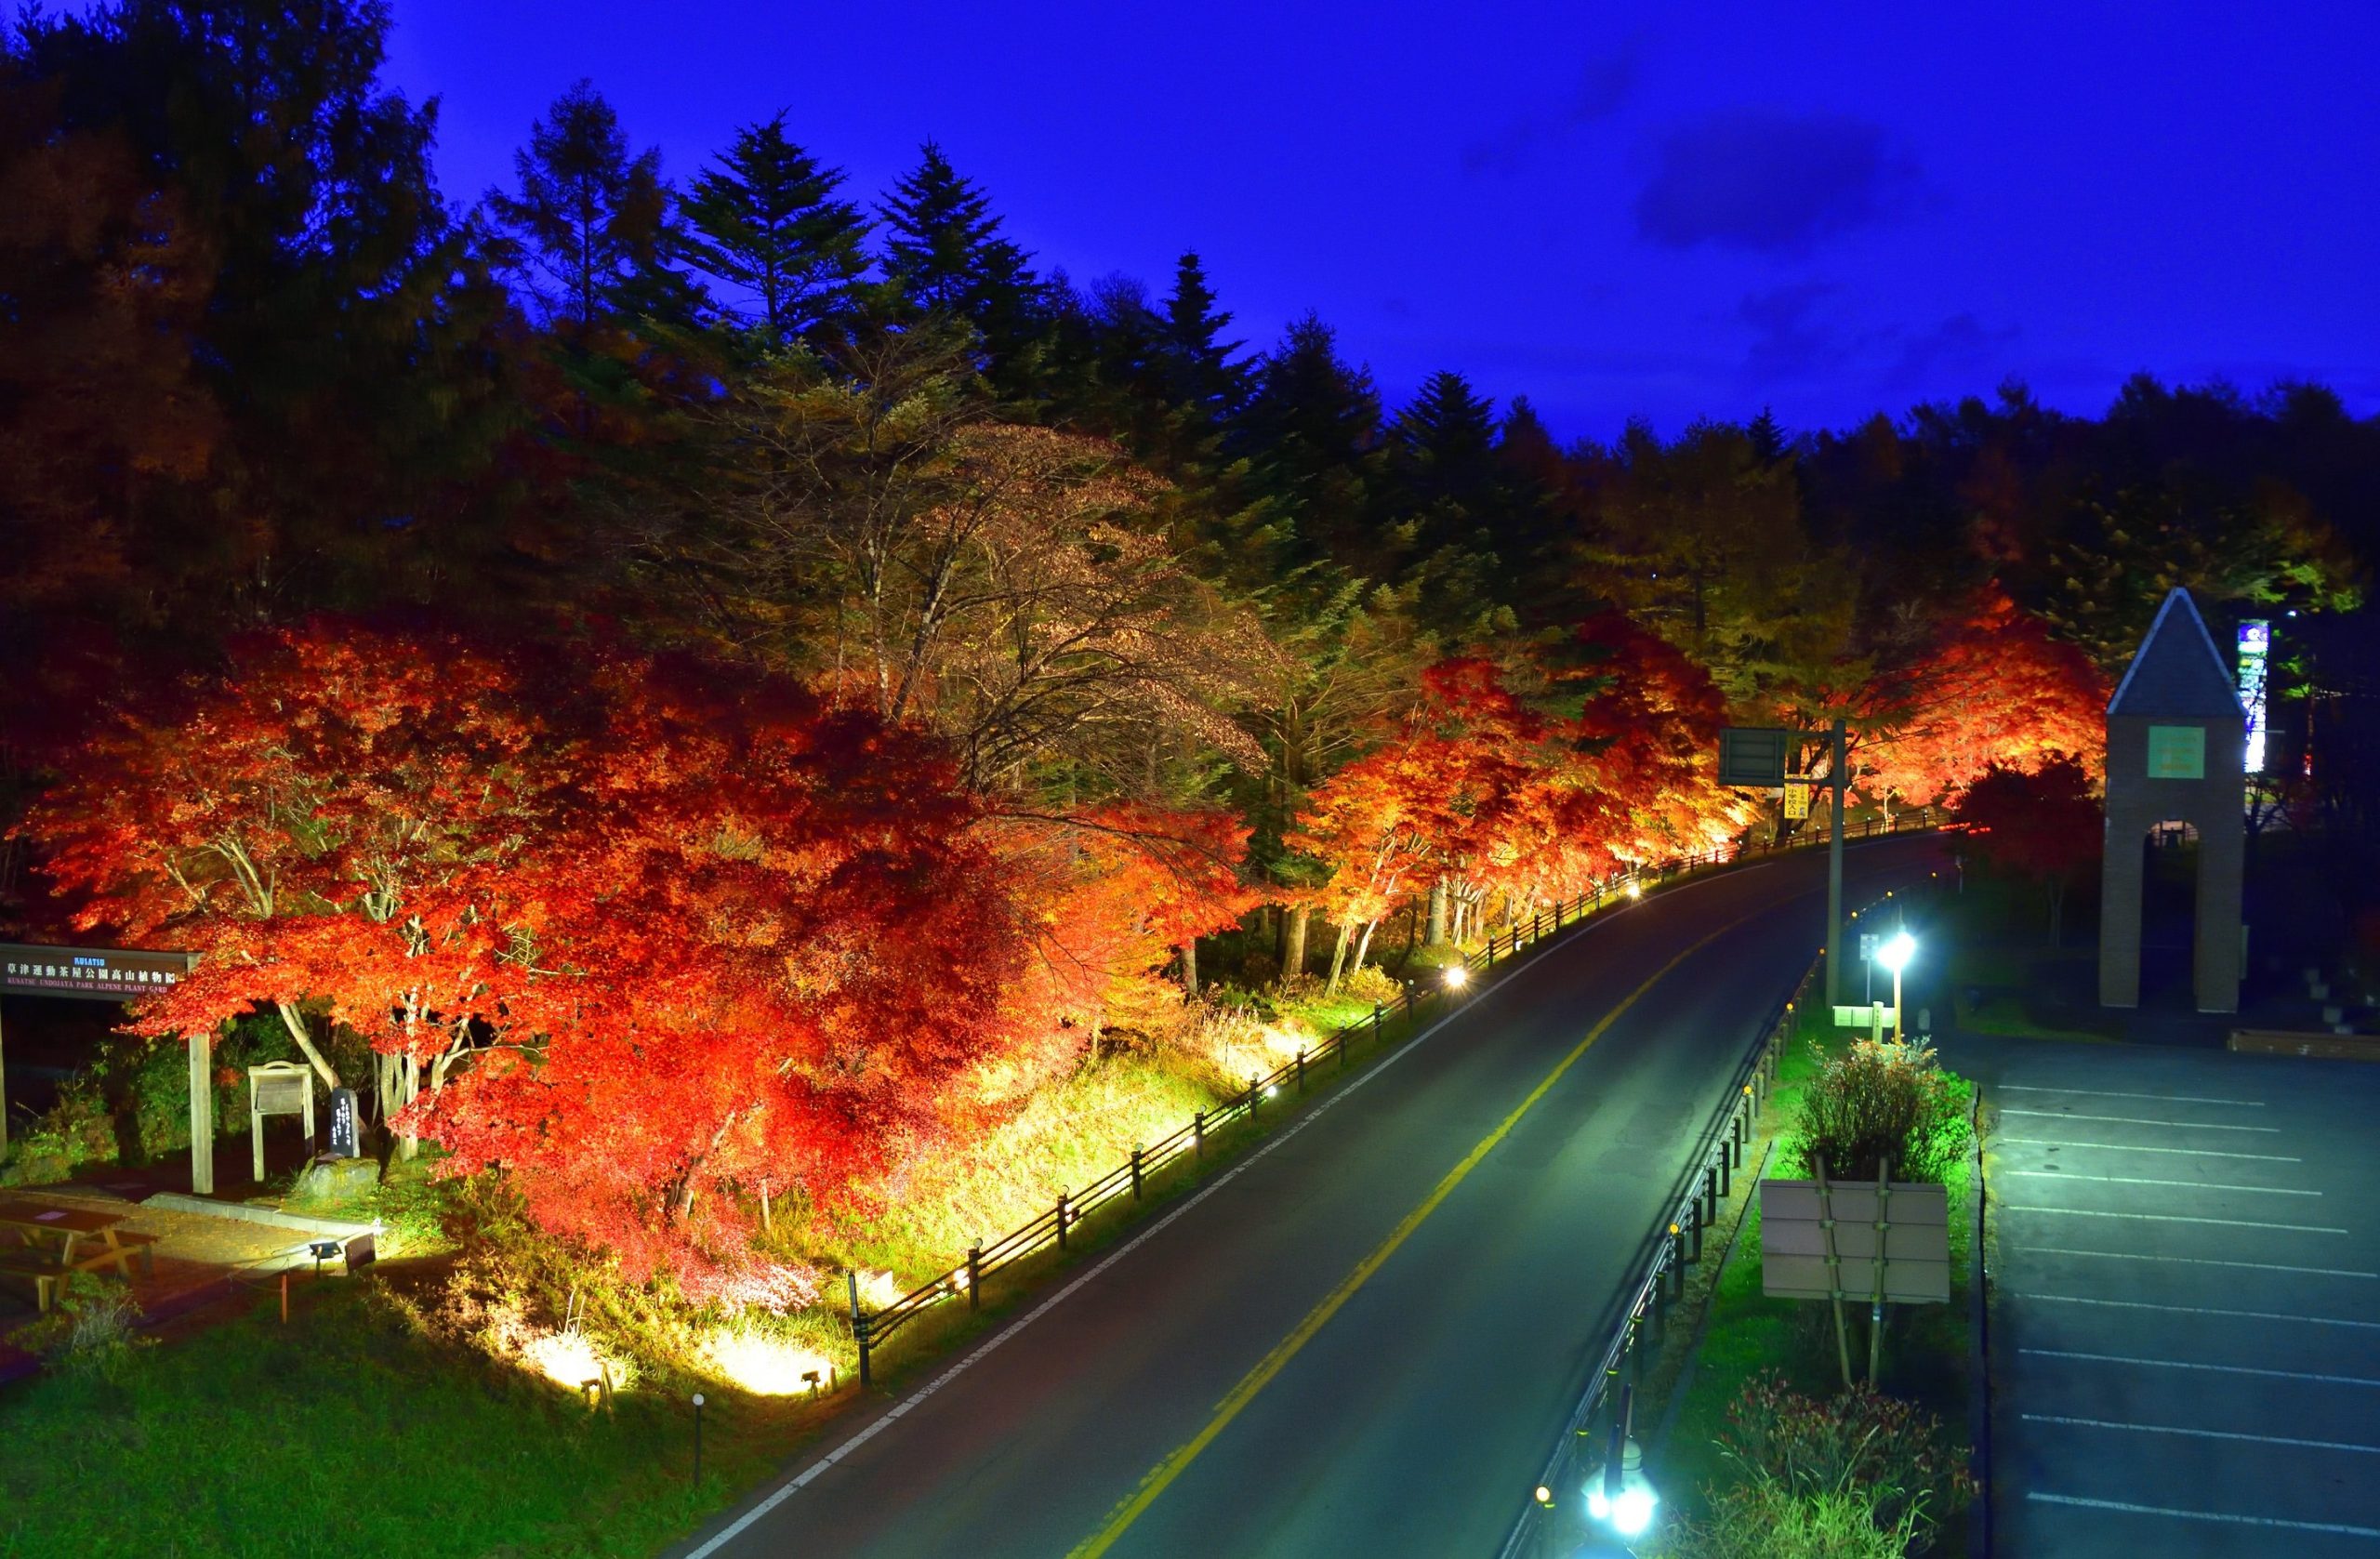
1718, 727, 1794, 787
1761, 1179, 1949, 1303
1859, 932, 1878, 960
1784, 781, 1811, 820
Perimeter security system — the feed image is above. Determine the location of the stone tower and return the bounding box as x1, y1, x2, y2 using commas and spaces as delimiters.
2097, 588, 2248, 1012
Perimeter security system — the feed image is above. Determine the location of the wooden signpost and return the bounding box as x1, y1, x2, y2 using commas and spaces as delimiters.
247, 1062, 315, 1182
1761, 1156, 1949, 1386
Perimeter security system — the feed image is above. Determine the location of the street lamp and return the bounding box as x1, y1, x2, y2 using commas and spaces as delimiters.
1878, 931, 1916, 1042
1584, 1383, 1659, 1540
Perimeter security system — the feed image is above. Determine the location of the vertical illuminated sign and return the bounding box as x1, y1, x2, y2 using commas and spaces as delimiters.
2237, 620, 2269, 773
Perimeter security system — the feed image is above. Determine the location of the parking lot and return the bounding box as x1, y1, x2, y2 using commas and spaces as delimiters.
1946, 1034, 2380, 1555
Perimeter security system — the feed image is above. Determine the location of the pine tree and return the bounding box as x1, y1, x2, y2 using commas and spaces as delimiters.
484, 80, 691, 331
879, 140, 1040, 360
1236, 313, 1383, 572
1158, 251, 1246, 422
681, 113, 872, 346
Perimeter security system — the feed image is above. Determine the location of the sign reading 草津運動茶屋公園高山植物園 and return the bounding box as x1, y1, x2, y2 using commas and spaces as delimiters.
1, 944, 197, 1001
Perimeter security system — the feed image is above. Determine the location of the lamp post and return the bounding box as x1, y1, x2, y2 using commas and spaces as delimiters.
1584, 1382, 1659, 1542
1879, 931, 1916, 1042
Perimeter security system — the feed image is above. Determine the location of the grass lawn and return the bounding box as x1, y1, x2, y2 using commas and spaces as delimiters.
1660, 1003, 1977, 1552
0, 1283, 814, 1559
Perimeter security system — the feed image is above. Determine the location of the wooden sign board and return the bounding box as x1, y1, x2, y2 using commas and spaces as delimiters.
1761, 1179, 1950, 1304
1718, 727, 1795, 788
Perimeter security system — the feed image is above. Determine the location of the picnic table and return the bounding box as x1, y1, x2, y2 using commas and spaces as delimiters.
0, 1200, 156, 1313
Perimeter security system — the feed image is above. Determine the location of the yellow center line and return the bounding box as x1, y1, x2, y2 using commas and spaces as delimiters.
1065, 912, 1760, 1558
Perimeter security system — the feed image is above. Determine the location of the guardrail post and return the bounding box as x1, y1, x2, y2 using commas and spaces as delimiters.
1718, 1133, 1733, 1198
1248, 1080, 1261, 1124
1295, 1049, 1307, 1093
1055, 1190, 1070, 1251
1403, 983, 1416, 1022
967, 1244, 982, 1309
1691, 1178, 1709, 1261
1130, 1146, 1144, 1201
1193, 1110, 1206, 1160
849, 1269, 871, 1387
1732, 1095, 1749, 1168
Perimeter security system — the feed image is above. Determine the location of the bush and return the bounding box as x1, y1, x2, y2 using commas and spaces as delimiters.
1792, 1040, 1970, 1183
1718, 1373, 1975, 1550
1660, 1478, 1920, 1559
13, 1275, 148, 1381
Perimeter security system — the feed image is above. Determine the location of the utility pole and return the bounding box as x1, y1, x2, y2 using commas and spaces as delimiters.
1826, 718, 1847, 1008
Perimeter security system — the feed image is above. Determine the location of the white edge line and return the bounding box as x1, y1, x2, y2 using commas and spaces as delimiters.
2003, 1169, 2319, 1196
1998, 1110, 2280, 1132
2001, 1205, 2344, 1233
1997, 1084, 2265, 1107
1996, 1137, 2300, 1162
2011, 1247, 2379, 1278
2028, 1492, 2380, 1539
2022, 1413, 2380, 1456
680, 901, 1606, 1558
2013, 1293, 2380, 1329
2022, 1347, 2380, 1388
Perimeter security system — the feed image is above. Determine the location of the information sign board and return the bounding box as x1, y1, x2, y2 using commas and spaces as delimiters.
1784, 781, 1811, 820
1718, 727, 1794, 787
1761, 1179, 1949, 1303
328, 1088, 361, 1159
2147, 724, 2207, 779
1, 944, 197, 1001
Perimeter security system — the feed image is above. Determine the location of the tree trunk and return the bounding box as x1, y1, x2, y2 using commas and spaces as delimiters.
1352, 918, 1379, 973
1282, 905, 1309, 984
1180, 939, 1199, 998
1326, 920, 1353, 995
275, 1001, 340, 1090
1428, 878, 1448, 945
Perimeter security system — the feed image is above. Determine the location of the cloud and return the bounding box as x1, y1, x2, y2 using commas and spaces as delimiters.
1884, 311, 2020, 390
1461, 42, 1642, 176
1635, 111, 1920, 254
1738, 283, 1847, 384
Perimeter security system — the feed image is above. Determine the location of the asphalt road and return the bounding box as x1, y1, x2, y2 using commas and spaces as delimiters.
1938, 1034, 2380, 1556
681, 837, 1946, 1559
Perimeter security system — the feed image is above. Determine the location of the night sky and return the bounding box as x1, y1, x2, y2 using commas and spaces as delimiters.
381, 0, 2380, 440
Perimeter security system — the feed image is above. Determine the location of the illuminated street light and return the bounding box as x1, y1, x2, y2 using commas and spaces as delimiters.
1584, 1383, 1659, 1539
1443, 963, 1470, 990
1879, 931, 1916, 1041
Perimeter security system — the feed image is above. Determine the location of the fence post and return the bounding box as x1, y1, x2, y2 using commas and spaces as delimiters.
1718, 1133, 1733, 1198
849, 1269, 871, 1387
1249, 1080, 1261, 1123
1194, 1110, 1206, 1160
1056, 1190, 1070, 1251
1403, 983, 1416, 1022
1130, 1145, 1144, 1201
967, 1244, 982, 1310
1296, 1049, 1307, 1093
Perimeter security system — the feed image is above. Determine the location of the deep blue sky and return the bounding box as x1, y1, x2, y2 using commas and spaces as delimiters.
381, 0, 2380, 442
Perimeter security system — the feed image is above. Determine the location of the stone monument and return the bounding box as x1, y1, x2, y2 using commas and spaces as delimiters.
2097, 588, 2248, 1012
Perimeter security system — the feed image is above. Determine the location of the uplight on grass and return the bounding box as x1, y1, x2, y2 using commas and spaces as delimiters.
522, 1330, 633, 1394
703, 1328, 835, 1395
1443, 963, 1469, 989
1626, 879, 1644, 900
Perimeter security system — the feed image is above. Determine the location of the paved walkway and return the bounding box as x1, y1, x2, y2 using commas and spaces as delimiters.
1940, 1033, 2380, 1556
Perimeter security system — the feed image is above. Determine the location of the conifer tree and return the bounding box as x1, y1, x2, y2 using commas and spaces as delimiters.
681, 113, 873, 346
1158, 251, 1246, 423
879, 140, 1041, 360
484, 80, 694, 331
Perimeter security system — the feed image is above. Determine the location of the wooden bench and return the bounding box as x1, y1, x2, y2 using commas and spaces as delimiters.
0, 1252, 69, 1314
105, 1230, 160, 1279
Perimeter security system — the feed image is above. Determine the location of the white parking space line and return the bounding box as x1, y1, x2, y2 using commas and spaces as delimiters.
2003, 1206, 2346, 1234
2001, 1110, 2280, 1132
2029, 1492, 2380, 1539
2024, 1347, 2380, 1389
2005, 1170, 2320, 1196
2000, 1084, 2266, 1107
1999, 1137, 2301, 1162
2024, 1413, 2380, 1456
2014, 1293, 2380, 1330
2014, 1247, 2379, 1278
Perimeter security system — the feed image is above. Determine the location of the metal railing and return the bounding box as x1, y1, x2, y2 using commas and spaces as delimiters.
849, 807, 1942, 1383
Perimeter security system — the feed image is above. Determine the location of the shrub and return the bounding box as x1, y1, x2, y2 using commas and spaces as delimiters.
1792, 1040, 1970, 1183
1719, 1373, 1976, 1549
14, 1275, 147, 1380
1660, 1477, 1920, 1559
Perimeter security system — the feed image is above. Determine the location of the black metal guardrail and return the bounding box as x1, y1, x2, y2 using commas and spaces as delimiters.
849, 808, 1943, 1384
1495, 870, 1933, 1559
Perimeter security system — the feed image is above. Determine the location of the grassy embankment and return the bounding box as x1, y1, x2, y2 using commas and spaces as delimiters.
1658, 997, 1978, 1552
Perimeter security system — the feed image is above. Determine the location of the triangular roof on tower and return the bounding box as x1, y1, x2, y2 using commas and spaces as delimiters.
2107, 588, 2248, 720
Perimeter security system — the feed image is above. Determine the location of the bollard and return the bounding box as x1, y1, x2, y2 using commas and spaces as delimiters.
1130, 1145, 1144, 1201
1194, 1110, 1206, 1160
967, 1244, 982, 1310
1056, 1190, 1070, 1251
1296, 1049, 1306, 1093
692, 1392, 705, 1484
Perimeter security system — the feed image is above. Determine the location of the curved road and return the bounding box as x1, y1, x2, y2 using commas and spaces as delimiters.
679, 837, 1944, 1559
